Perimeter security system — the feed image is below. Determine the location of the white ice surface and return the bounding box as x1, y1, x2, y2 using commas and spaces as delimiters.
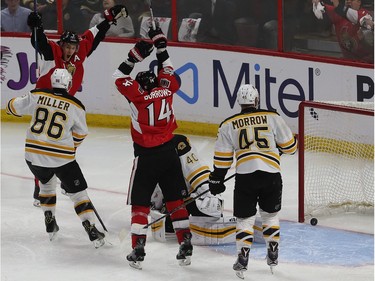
1, 123, 374, 281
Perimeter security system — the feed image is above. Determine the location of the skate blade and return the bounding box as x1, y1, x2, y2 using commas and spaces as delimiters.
178, 256, 191, 266
93, 238, 105, 249
235, 270, 245, 279
128, 261, 142, 270
49, 232, 58, 241
269, 265, 276, 274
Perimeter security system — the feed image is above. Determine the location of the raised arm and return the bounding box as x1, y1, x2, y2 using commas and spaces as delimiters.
27, 12, 53, 60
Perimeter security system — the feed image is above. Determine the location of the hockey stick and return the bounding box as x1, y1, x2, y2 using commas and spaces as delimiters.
91, 199, 108, 232
33, 0, 39, 77
146, 0, 156, 30
143, 173, 236, 229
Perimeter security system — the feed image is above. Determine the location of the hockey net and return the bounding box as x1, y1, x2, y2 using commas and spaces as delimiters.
298, 101, 374, 222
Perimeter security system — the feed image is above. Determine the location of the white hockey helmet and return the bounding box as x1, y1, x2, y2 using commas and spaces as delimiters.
51, 68, 72, 90
237, 84, 259, 107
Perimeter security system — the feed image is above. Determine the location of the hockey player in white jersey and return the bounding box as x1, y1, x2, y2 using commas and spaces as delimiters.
6, 69, 105, 248
150, 134, 265, 246
208, 84, 298, 279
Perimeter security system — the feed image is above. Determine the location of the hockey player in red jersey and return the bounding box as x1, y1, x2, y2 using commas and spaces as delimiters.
27, 6, 128, 95
6, 69, 105, 248
27, 5, 128, 207
113, 27, 193, 269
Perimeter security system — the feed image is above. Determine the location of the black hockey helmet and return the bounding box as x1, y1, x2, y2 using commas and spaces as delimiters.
59, 31, 79, 45
135, 70, 157, 91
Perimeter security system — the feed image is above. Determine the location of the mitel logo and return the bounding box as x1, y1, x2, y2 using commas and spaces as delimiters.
213, 60, 315, 118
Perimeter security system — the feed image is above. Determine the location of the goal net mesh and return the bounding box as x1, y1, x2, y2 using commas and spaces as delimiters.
300, 101, 374, 219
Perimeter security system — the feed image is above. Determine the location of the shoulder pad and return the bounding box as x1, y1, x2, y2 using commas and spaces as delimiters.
172, 134, 192, 156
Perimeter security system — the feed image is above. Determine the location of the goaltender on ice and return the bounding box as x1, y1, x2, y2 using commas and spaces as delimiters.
150, 134, 266, 245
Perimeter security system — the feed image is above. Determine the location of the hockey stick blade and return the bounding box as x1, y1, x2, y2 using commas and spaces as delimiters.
91, 199, 108, 232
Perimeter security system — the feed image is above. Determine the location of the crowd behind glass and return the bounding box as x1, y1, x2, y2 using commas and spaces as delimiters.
1, 0, 374, 63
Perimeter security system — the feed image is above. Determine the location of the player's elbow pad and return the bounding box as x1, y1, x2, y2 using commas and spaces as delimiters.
118, 60, 134, 75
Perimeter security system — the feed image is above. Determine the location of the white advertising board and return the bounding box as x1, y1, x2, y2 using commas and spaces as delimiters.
1, 37, 373, 133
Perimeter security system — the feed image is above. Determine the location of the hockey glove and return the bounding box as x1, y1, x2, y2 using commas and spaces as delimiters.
27, 12, 43, 29
128, 40, 154, 63
148, 27, 167, 49
104, 4, 128, 25
208, 173, 226, 196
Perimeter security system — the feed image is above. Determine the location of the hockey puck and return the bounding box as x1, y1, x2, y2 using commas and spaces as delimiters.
310, 218, 318, 226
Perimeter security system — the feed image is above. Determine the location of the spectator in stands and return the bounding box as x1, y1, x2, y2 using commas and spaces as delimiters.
89, 0, 134, 37
80, 0, 102, 29
313, 0, 373, 63
1, 0, 32, 32
180, 0, 237, 45
256, 0, 278, 49
23, 0, 48, 14
41, 0, 86, 34
151, 0, 171, 18
341, 0, 374, 50
123, 0, 149, 38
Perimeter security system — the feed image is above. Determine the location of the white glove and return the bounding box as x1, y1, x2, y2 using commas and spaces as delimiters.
360, 14, 374, 30
312, 0, 325, 20
194, 191, 223, 218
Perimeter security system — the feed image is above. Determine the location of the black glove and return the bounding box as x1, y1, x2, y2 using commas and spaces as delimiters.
148, 27, 167, 49
104, 4, 128, 25
128, 40, 154, 63
208, 173, 226, 195
27, 12, 43, 29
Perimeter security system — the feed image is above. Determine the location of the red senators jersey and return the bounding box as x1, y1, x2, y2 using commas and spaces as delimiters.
325, 5, 373, 63
114, 66, 180, 148
36, 29, 95, 95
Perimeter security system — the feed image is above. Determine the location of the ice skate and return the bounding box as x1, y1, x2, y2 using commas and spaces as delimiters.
126, 238, 146, 270
267, 241, 279, 274
176, 232, 193, 266
233, 247, 250, 279
82, 220, 105, 248
44, 211, 59, 241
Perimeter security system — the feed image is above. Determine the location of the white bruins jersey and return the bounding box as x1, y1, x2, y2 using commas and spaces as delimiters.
214, 108, 297, 174
6, 88, 88, 168
175, 136, 211, 194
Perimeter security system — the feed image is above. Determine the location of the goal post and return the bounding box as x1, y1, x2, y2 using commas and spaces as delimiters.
298, 101, 374, 223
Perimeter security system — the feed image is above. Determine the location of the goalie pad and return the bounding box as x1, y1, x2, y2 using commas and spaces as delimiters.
150, 210, 264, 245
190, 216, 264, 245
150, 209, 176, 242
